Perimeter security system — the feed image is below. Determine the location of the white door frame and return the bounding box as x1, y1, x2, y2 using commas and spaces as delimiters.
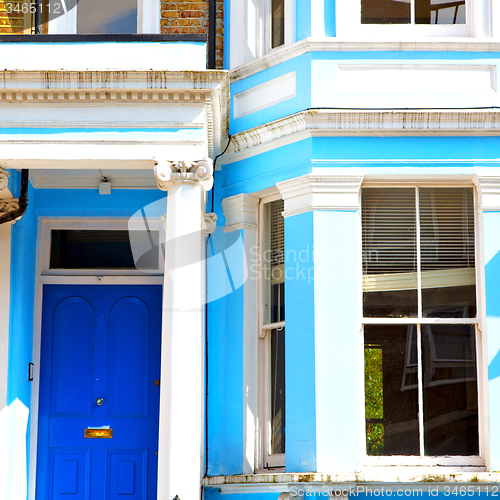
28, 217, 164, 500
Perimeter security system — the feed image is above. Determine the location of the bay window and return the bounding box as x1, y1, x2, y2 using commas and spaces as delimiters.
362, 187, 480, 459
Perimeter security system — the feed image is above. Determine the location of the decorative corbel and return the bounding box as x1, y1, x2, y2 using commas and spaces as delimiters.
201, 212, 218, 235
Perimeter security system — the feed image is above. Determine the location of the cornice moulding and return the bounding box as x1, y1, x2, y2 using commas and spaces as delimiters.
277, 174, 364, 217
222, 110, 500, 164
0, 69, 230, 158
230, 38, 500, 81
221, 193, 259, 232
475, 176, 500, 210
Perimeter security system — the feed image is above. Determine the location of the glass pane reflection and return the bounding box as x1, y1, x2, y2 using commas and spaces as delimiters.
416, 0, 465, 24
422, 324, 479, 456
365, 325, 420, 456
271, 0, 284, 48
361, 0, 410, 24
77, 0, 137, 34
361, 0, 465, 24
270, 327, 285, 455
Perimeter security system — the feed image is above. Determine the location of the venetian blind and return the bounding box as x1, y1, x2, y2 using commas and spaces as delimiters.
270, 199, 284, 285
362, 187, 475, 292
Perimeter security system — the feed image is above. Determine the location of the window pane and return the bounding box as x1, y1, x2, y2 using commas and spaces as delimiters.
362, 188, 418, 317
50, 229, 158, 269
270, 327, 285, 455
271, 0, 285, 48
364, 325, 420, 455
264, 199, 285, 324
422, 324, 479, 456
77, 0, 137, 33
0, 0, 35, 33
416, 0, 465, 24
419, 188, 476, 318
361, 0, 410, 24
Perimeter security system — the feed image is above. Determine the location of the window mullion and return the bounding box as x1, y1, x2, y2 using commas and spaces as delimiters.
411, 0, 415, 24
417, 323, 425, 457
415, 187, 425, 457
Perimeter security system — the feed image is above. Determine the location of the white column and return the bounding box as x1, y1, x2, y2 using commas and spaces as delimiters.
154, 160, 213, 500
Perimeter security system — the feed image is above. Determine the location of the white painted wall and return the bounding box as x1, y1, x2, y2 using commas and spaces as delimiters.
0, 42, 207, 71
311, 60, 499, 109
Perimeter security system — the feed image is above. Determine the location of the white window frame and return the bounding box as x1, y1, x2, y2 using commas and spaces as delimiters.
360, 181, 486, 467
47, 0, 160, 34
257, 192, 286, 470
39, 217, 165, 276
230, 0, 295, 69
335, 0, 492, 39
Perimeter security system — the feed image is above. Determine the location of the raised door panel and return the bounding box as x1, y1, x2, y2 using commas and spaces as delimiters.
107, 297, 150, 418
51, 297, 94, 417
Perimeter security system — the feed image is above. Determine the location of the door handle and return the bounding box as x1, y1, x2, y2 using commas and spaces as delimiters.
96, 398, 104, 406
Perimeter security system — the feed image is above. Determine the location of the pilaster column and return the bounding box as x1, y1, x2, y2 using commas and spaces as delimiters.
154, 159, 213, 500
277, 173, 364, 473
474, 176, 500, 472
221, 193, 259, 474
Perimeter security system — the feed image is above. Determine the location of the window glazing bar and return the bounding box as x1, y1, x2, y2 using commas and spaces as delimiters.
416, 187, 422, 319
417, 323, 424, 456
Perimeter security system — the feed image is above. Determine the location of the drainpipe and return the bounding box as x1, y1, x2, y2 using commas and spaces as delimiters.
208, 0, 217, 68
0, 170, 29, 225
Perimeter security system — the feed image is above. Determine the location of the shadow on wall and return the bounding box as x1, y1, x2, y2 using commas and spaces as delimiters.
485, 250, 500, 380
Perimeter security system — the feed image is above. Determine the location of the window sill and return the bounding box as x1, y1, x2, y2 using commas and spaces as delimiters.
204, 469, 497, 494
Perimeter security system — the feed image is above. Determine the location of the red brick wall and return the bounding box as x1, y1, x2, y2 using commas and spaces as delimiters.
161, 0, 224, 68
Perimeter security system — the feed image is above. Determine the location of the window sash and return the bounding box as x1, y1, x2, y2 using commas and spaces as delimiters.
364, 323, 480, 458
362, 186, 477, 320
259, 195, 286, 469
335, 0, 472, 38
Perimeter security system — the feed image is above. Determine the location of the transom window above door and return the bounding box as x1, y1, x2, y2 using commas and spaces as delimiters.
40, 219, 165, 276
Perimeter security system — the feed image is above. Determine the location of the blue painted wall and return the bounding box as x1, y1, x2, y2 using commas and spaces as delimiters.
229, 50, 500, 135
285, 211, 317, 472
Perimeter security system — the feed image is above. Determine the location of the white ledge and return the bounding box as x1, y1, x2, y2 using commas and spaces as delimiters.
222, 109, 500, 164
231, 38, 500, 81
203, 470, 499, 494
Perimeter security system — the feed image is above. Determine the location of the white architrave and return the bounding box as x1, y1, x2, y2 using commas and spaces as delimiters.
154, 158, 214, 500
476, 176, 500, 211
221, 193, 259, 473
276, 174, 364, 217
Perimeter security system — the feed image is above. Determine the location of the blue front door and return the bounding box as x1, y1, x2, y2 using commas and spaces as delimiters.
36, 284, 162, 500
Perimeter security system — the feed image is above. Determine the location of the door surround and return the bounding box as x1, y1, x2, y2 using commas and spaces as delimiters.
28, 217, 163, 500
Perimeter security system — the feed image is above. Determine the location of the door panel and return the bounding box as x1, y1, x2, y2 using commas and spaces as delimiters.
51, 297, 94, 417
37, 285, 162, 500
108, 298, 150, 417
